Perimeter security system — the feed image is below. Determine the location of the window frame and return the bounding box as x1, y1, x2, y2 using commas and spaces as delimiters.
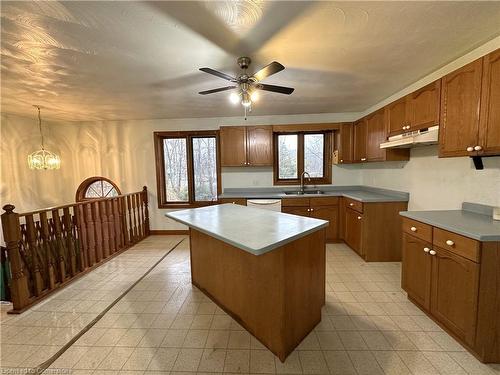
154, 131, 221, 208
75, 176, 121, 202
273, 131, 332, 185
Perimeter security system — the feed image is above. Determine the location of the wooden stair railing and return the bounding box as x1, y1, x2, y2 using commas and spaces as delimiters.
1, 186, 150, 313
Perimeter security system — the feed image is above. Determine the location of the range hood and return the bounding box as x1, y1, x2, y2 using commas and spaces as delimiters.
380, 126, 439, 149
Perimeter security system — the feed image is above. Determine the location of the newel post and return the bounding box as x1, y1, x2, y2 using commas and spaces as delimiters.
143, 186, 150, 236
1, 205, 30, 311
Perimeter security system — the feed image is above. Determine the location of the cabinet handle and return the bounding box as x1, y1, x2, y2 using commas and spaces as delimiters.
361, 158, 367, 161
423, 247, 430, 253
474, 145, 483, 151
466, 146, 474, 152
232, 202, 236, 204
349, 203, 354, 206
340, 159, 344, 163
310, 208, 314, 212
410, 226, 417, 232
357, 216, 362, 220
446, 240, 454, 246
429, 250, 436, 255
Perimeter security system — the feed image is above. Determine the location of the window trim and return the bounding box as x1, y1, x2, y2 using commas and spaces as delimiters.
154, 131, 221, 208
273, 131, 332, 185
75, 176, 121, 202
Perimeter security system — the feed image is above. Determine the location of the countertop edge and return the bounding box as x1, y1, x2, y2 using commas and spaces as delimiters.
165, 212, 329, 255
399, 211, 500, 242
219, 191, 409, 203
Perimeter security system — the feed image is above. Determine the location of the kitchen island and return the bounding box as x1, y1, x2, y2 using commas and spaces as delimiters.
166, 204, 328, 361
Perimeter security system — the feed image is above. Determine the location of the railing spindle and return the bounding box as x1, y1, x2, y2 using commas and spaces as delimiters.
51, 209, 66, 282
63, 207, 77, 276
25, 214, 43, 296
92, 201, 103, 263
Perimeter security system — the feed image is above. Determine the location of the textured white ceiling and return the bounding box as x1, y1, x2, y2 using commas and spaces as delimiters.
1, 1, 500, 122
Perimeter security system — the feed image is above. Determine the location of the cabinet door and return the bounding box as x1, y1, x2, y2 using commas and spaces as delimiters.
366, 110, 386, 161
353, 119, 367, 162
246, 126, 273, 166
338, 123, 354, 163
220, 126, 247, 166
408, 80, 441, 131
439, 59, 483, 157
479, 49, 500, 155
344, 208, 363, 257
310, 206, 338, 242
402, 234, 432, 310
430, 246, 479, 346
386, 97, 408, 136
282, 206, 310, 217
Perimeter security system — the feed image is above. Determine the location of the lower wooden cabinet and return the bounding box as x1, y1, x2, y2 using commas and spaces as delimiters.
402, 220, 500, 363
402, 233, 432, 310
310, 206, 339, 243
218, 198, 247, 205
344, 208, 362, 256
430, 246, 479, 346
282, 198, 339, 242
341, 198, 407, 261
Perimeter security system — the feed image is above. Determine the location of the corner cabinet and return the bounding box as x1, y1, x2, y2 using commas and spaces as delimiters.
336, 123, 354, 164
401, 217, 500, 362
439, 49, 500, 158
220, 126, 273, 167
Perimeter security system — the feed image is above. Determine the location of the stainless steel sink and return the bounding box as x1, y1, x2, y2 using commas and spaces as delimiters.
284, 190, 324, 195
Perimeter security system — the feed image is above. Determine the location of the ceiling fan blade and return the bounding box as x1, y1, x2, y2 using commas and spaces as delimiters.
257, 84, 294, 95
198, 86, 236, 95
252, 61, 285, 81
199, 68, 236, 82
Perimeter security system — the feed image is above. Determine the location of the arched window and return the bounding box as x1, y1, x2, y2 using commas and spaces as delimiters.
76, 177, 121, 201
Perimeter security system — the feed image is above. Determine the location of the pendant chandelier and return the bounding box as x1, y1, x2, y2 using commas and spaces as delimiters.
28, 105, 61, 170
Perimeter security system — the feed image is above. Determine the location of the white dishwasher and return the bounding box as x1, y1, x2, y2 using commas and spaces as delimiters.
246, 199, 282, 212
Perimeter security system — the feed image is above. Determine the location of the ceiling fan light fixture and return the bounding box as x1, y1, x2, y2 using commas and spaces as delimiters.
229, 92, 240, 104
241, 92, 252, 107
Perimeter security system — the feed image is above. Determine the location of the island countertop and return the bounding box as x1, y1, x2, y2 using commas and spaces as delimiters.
166, 204, 328, 255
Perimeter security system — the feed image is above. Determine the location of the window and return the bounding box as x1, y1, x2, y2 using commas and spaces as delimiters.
274, 132, 331, 185
154, 131, 220, 208
75, 177, 121, 201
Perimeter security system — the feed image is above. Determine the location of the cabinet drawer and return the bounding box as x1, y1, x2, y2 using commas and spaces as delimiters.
219, 198, 247, 206
310, 196, 339, 207
433, 228, 480, 263
402, 217, 432, 243
282, 197, 310, 207
344, 197, 363, 213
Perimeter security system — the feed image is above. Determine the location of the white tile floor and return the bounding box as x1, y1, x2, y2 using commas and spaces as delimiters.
1, 235, 499, 374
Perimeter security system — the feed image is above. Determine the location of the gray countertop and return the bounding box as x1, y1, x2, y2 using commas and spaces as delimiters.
219, 186, 409, 203
400, 205, 500, 242
166, 204, 329, 255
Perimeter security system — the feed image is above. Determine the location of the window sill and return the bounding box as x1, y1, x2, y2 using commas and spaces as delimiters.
159, 201, 219, 209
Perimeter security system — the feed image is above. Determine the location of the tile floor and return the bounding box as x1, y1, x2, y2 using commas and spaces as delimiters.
1, 235, 499, 374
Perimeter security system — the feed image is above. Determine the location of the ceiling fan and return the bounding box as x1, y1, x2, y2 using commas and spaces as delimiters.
198, 57, 294, 114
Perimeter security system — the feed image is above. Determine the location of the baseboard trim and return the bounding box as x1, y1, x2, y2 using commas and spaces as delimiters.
150, 229, 189, 235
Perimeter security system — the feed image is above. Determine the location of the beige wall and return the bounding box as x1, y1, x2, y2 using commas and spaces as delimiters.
0, 112, 362, 232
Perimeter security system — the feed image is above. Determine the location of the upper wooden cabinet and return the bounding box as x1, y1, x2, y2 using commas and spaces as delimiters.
439, 59, 483, 157
407, 80, 441, 131
366, 109, 386, 161
336, 122, 354, 164
386, 97, 408, 136
386, 80, 441, 137
220, 126, 273, 167
353, 118, 367, 162
246, 126, 273, 165
479, 49, 500, 155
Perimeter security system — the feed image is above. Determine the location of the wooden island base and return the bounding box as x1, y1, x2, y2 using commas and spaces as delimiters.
189, 228, 326, 362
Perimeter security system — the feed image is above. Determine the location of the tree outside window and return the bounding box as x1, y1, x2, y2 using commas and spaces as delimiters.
154, 131, 220, 208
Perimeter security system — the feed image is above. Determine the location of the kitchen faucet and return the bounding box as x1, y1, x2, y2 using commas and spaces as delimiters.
300, 171, 311, 194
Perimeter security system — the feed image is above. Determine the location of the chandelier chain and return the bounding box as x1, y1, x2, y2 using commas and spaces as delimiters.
34, 105, 44, 149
